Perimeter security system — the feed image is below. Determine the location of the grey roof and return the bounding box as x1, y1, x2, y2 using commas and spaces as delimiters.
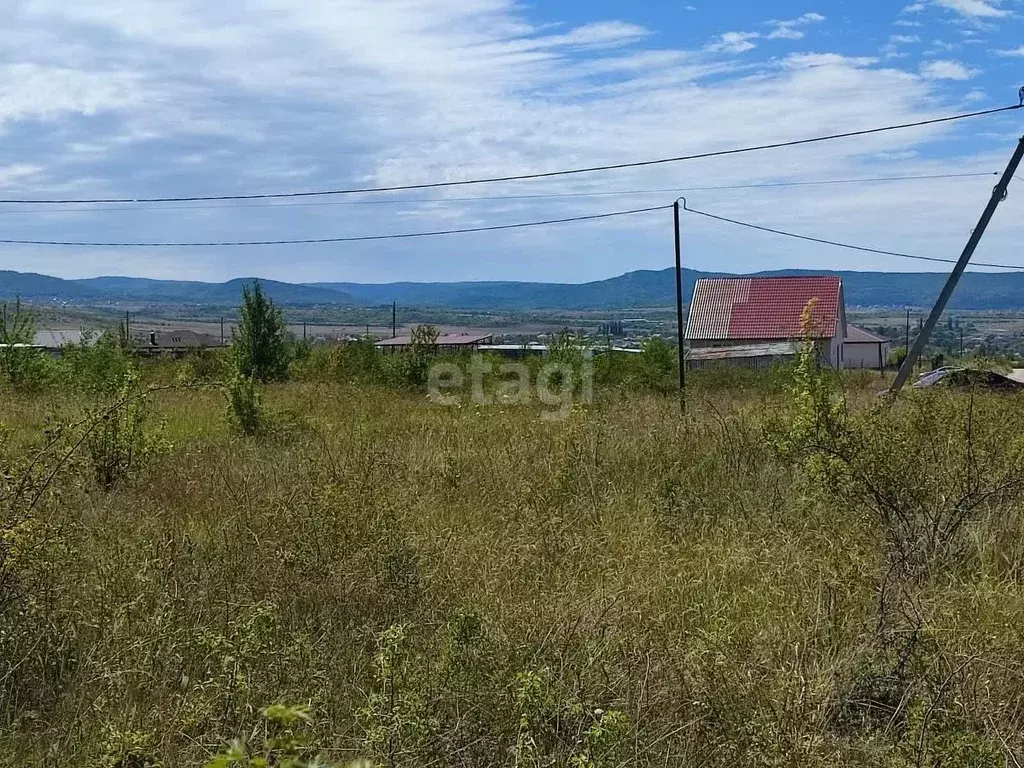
687, 342, 801, 361
376, 333, 493, 347
844, 324, 889, 343
33, 330, 95, 348
137, 330, 223, 348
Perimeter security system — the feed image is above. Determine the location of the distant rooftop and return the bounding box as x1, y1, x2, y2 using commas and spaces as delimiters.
33, 329, 95, 348
376, 333, 492, 347
135, 330, 224, 348
845, 324, 889, 343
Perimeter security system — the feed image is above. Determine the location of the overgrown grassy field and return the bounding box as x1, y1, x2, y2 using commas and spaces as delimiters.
2, 343, 1024, 766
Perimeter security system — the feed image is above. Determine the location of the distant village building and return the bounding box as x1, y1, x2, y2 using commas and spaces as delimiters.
134, 330, 225, 356
27, 329, 100, 357
685, 276, 847, 370
375, 333, 493, 352
843, 324, 890, 371
33, 330, 94, 349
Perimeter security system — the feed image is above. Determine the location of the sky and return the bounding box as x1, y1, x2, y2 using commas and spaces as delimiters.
1, 0, 1023, 284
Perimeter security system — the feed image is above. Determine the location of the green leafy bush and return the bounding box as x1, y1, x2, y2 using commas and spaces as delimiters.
225, 372, 270, 437
83, 371, 170, 491
58, 330, 136, 394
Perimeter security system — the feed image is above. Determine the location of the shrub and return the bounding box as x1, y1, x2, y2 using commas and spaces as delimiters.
205, 704, 354, 768
0, 299, 51, 390
333, 338, 381, 384
179, 348, 229, 383
887, 346, 908, 369
83, 371, 170, 491
58, 330, 136, 394
225, 372, 270, 437
406, 325, 439, 387
634, 336, 676, 393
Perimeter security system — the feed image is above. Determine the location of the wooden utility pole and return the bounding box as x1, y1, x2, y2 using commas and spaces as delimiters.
890, 134, 1024, 394
673, 201, 686, 412
392, 302, 397, 339
220, 317, 225, 346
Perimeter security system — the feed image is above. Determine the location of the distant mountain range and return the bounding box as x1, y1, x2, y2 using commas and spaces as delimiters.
2, 267, 1024, 311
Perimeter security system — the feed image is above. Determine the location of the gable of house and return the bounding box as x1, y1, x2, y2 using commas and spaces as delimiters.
844, 324, 889, 344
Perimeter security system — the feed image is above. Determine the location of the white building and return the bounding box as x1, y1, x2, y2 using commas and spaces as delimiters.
843, 325, 890, 371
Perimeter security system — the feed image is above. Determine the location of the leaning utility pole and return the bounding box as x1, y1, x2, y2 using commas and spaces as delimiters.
904, 309, 910, 357
890, 134, 1024, 394
673, 200, 686, 412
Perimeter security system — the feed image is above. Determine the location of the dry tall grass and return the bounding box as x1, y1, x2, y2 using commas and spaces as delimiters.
1, 368, 1023, 766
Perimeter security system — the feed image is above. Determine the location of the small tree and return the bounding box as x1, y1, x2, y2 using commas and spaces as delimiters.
233, 281, 288, 382
410, 324, 439, 354
405, 324, 439, 386
0, 297, 42, 388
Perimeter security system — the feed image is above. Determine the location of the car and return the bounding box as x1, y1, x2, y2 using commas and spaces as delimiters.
912, 366, 959, 388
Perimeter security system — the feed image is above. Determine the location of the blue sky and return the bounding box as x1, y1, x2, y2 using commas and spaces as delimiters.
1, 0, 1023, 283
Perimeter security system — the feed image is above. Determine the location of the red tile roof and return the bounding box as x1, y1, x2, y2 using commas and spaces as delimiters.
686, 276, 843, 341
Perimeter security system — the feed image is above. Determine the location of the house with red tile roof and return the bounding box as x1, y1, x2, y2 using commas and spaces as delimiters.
685, 276, 847, 369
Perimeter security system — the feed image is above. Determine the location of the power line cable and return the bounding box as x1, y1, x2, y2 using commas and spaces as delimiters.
0, 204, 670, 247
680, 201, 1024, 271
1, 104, 1017, 205
0, 171, 996, 214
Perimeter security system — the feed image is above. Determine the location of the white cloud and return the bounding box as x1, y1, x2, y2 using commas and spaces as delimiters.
902, 2, 927, 11
931, 0, 1007, 18
766, 12, 826, 40
782, 53, 879, 69
0, 63, 146, 126
995, 46, 1024, 56
919, 59, 978, 79
0, 163, 43, 188
768, 26, 805, 40
534, 21, 651, 49
883, 34, 920, 58
704, 31, 759, 53
0, 0, 1020, 282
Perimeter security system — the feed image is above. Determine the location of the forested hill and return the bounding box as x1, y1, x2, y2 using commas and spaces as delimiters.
2, 268, 1024, 310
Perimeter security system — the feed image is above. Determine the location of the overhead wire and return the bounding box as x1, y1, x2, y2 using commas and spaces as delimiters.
0, 104, 1017, 205
0, 171, 997, 214
680, 202, 1024, 271
0, 203, 671, 247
